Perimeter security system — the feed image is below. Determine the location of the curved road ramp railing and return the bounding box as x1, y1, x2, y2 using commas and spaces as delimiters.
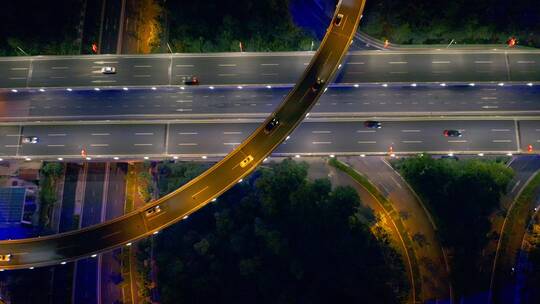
0, 0, 366, 270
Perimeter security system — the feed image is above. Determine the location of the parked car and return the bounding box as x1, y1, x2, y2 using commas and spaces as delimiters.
21, 136, 39, 144
364, 121, 382, 129
443, 129, 462, 137
101, 66, 116, 74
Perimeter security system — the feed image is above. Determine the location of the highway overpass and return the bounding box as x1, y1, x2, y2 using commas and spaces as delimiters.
0, 0, 366, 270
0, 118, 537, 160
0, 84, 539, 122
1, 49, 539, 89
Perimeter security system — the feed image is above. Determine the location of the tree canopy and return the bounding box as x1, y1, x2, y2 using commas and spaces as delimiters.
395, 155, 514, 298
155, 159, 409, 303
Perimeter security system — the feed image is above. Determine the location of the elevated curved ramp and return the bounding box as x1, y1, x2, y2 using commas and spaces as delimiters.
0, 0, 366, 270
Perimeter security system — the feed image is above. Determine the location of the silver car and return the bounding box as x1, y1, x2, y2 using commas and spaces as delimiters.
22, 136, 39, 144
101, 66, 116, 74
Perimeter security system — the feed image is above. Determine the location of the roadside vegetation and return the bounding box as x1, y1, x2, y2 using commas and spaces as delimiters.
154, 159, 408, 303
523, 220, 540, 300
164, 0, 315, 53
393, 155, 514, 299
38, 162, 65, 230
362, 0, 540, 47
0, 0, 82, 56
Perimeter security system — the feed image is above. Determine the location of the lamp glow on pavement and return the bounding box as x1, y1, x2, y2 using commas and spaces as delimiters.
153, 231, 159, 235
201, 156, 207, 159
209, 86, 215, 90
295, 154, 301, 158
390, 153, 396, 158
0, 269, 4, 272
126, 243, 132, 247
469, 83, 476, 87
506, 153, 513, 156
25, 157, 31, 161
0, 158, 3, 161
478, 153, 485, 156
180, 86, 185, 90
263, 157, 269, 162
411, 83, 417, 87
11, 89, 18, 93
113, 157, 119, 160
67, 88, 73, 91
286, 136, 290, 141
266, 85, 272, 89
151, 87, 157, 90
39, 89, 45, 92
60, 261, 66, 265
238, 179, 243, 183
440, 83, 447, 87
182, 215, 189, 220
144, 156, 149, 160
123, 87, 129, 91
173, 156, 179, 160
211, 198, 217, 202
360, 154, 366, 157
382, 83, 388, 87
237, 86, 243, 89
354, 84, 359, 88
448, 153, 454, 156
86, 157, 92, 160
91, 254, 97, 258
94, 87, 100, 91
57, 157, 63, 161
527, 83, 534, 87
498, 82, 505, 86
29, 267, 34, 270
329, 154, 335, 158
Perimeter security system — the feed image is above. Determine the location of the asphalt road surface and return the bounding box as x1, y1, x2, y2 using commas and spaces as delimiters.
1, 50, 539, 89
0, 0, 366, 269
0, 84, 539, 121
0, 119, 536, 158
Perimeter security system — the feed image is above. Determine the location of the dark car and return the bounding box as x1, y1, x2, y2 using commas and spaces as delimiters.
443, 130, 462, 137
264, 117, 280, 134
441, 155, 459, 161
311, 78, 325, 92
364, 121, 382, 129
183, 76, 199, 85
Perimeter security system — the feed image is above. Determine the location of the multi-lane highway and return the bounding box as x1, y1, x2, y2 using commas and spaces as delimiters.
0, 84, 539, 121
0, 0, 365, 269
1, 49, 539, 89
0, 119, 539, 159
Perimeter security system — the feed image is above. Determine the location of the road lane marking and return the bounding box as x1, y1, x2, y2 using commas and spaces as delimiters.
224, 142, 241, 145
475, 61, 493, 64
346, 62, 365, 65
432, 71, 452, 74
312, 142, 332, 144
390, 71, 409, 74
9, 77, 26, 80
93, 61, 118, 64
218, 74, 237, 77
176, 64, 194, 67
260, 63, 279, 66
135, 133, 154, 136
517, 61, 536, 64
51, 66, 69, 70
133, 75, 151, 77
218, 64, 237, 67
401, 130, 421, 133
91, 133, 110, 136
175, 100, 193, 103
47, 144, 65, 147
178, 132, 198, 135
4, 145, 20, 148
50, 76, 66, 79
5, 134, 21, 137
134, 65, 152, 68
176, 108, 193, 112
432, 61, 451, 64
91, 144, 109, 147
312, 131, 331, 134
134, 143, 153, 146
388, 61, 408, 64
448, 140, 467, 143
356, 130, 376, 133
481, 97, 498, 100
91, 80, 117, 83
492, 140, 512, 143
223, 132, 242, 135
178, 143, 198, 146
482, 105, 499, 109
402, 141, 423, 144
10, 67, 28, 70
357, 141, 377, 144
491, 129, 510, 132
261, 73, 278, 76
48, 133, 67, 137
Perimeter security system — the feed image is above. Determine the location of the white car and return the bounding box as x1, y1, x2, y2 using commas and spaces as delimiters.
22, 136, 39, 144
101, 66, 116, 74
0, 254, 11, 262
